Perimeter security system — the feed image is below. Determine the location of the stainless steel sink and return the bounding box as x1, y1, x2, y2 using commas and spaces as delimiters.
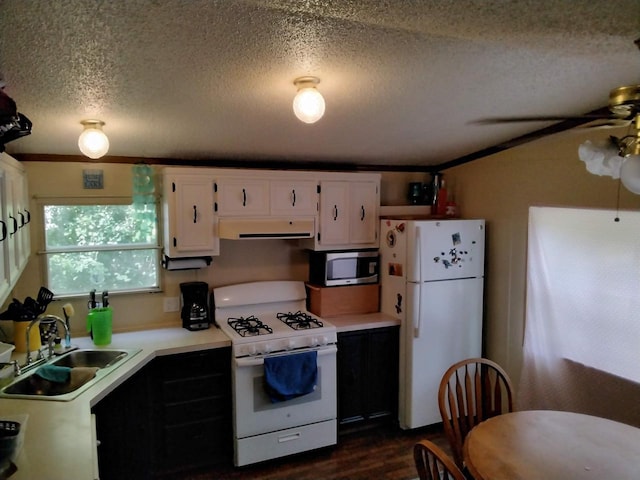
0, 348, 141, 401
49, 349, 129, 369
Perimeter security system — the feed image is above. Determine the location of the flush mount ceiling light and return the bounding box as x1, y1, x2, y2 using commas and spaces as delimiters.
292, 76, 325, 124
78, 119, 109, 159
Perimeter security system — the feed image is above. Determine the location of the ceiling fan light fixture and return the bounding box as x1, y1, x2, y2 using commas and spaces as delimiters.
293, 76, 325, 124
620, 154, 640, 194
78, 119, 109, 159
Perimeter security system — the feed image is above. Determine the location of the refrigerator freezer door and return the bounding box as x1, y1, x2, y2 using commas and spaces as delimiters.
400, 276, 483, 429
407, 220, 485, 282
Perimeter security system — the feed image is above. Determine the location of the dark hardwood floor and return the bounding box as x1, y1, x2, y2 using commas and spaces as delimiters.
176, 423, 450, 480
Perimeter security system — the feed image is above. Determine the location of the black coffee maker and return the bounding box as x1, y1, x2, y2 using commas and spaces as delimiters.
180, 281, 211, 331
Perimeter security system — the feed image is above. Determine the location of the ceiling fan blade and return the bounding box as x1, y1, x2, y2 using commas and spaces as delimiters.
469, 113, 621, 125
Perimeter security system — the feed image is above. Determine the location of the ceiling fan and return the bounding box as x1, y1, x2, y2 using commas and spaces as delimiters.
473, 37, 640, 128
473, 37, 640, 194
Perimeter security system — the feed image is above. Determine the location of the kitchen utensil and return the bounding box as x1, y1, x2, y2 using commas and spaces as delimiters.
62, 303, 74, 347
102, 291, 109, 308
36, 287, 55, 313
88, 289, 97, 310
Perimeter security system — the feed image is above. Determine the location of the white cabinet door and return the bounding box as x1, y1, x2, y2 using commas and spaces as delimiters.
4, 170, 19, 282
318, 181, 350, 246
270, 180, 317, 216
0, 169, 9, 304
216, 178, 270, 216
0, 153, 30, 308
12, 171, 30, 272
349, 181, 378, 245
163, 175, 219, 257
317, 181, 379, 248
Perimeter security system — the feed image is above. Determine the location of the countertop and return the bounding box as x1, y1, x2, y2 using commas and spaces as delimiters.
0, 312, 398, 479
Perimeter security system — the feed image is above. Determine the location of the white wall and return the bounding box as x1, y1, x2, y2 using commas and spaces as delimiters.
445, 127, 640, 384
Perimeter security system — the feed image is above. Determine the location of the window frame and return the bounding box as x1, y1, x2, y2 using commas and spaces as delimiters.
37, 195, 162, 299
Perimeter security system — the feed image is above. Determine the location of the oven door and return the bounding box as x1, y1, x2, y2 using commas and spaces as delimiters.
233, 345, 337, 439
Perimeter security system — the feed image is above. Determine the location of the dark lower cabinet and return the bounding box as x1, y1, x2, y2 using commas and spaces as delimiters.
92, 363, 153, 480
92, 347, 232, 480
337, 326, 399, 430
150, 347, 232, 476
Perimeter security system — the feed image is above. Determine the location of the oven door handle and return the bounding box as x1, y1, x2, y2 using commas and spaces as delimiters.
235, 345, 337, 367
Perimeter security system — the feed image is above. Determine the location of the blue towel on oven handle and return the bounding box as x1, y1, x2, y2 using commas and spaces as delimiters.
264, 351, 318, 403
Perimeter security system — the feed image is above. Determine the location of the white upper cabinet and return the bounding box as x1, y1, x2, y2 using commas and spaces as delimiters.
317, 181, 350, 246
0, 153, 30, 308
163, 173, 219, 258
216, 178, 270, 216
162, 167, 380, 256
270, 180, 317, 216
312, 179, 380, 250
349, 181, 378, 245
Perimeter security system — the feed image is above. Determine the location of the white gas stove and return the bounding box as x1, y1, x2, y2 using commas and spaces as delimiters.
213, 280, 337, 357
212, 280, 338, 467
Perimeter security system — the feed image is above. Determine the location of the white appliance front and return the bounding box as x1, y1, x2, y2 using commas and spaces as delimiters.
406, 219, 485, 282
403, 277, 483, 428
379, 218, 485, 430
232, 346, 337, 466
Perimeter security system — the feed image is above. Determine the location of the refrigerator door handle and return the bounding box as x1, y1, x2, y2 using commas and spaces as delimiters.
414, 226, 422, 338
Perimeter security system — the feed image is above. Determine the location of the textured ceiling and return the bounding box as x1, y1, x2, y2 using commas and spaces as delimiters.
0, 0, 639, 169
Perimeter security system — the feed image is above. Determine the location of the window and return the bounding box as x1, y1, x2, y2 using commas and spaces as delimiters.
523, 206, 640, 382
42, 201, 160, 296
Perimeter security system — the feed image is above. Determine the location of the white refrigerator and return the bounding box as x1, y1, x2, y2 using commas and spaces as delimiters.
379, 218, 485, 429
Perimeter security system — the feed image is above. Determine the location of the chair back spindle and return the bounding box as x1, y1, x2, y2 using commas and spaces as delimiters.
438, 358, 514, 469
414, 439, 466, 480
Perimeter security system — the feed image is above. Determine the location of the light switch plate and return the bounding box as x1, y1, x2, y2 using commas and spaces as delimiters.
163, 297, 180, 313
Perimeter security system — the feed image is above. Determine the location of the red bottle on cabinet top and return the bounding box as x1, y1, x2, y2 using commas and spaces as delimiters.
436, 180, 448, 216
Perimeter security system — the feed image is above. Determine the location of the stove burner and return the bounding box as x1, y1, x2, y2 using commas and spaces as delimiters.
277, 311, 324, 330
228, 316, 273, 337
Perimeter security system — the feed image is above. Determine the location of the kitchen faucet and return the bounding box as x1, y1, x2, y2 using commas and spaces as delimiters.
0, 360, 20, 377
23, 317, 47, 369
23, 314, 76, 369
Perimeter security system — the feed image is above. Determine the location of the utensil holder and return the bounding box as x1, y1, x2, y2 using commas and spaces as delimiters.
86, 307, 112, 346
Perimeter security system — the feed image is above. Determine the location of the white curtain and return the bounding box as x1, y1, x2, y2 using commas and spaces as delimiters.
518, 206, 640, 427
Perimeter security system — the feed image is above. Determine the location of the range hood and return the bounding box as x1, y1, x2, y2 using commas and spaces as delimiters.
218, 218, 315, 240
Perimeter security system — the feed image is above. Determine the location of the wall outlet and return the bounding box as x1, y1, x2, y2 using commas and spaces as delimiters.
163, 296, 180, 313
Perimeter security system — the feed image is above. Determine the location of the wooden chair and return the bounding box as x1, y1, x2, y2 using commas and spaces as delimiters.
414, 439, 466, 480
438, 357, 514, 469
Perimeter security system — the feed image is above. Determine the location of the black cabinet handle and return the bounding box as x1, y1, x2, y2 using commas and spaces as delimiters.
18, 212, 25, 228
8, 215, 17, 236
292, 189, 296, 207
333, 205, 338, 221
193, 205, 197, 223
24, 209, 31, 224
242, 188, 247, 207
0, 221, 6, 242
360, 205, 365, 221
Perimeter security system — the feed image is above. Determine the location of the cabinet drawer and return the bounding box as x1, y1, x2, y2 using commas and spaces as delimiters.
161, 373, 229, 403
154, 348, 230, 378
163, 395, 229, 425
161, 418, 230, 465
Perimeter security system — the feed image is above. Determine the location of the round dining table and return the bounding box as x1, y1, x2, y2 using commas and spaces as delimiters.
463, 410, 640, 480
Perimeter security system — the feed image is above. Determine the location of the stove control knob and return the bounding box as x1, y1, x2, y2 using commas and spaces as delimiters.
309, 337, 318, 347
263, 343, 272, 354
246, 344, 257, 356
287, 339, 296, 350
318, 335, 328, 346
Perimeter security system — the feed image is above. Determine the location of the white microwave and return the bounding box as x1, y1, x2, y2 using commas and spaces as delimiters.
308, 250, 379, 287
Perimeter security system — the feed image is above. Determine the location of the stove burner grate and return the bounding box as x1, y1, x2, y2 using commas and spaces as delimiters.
228, 316, 273, 337
277, 311, 324, 330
